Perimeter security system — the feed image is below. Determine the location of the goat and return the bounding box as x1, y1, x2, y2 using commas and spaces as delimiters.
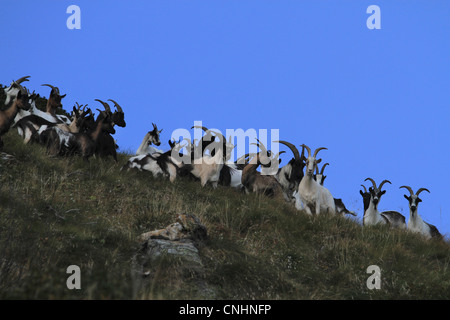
400, 186, 442, 239
136, 123, 163, 155
39, 107, 115, 160
3, 76, 30, 106
122, 139, 184, 182
314, 162, 329, 186
363, 178, 406, 228
241, 152, 284, 198
184, 127, 234, 188
0, 83, 31, 149
40, 84, 70, 125
297, 144, 335, 215
93, 99, 126, 162
313, 162, 356, 217
274, 140, 305, 201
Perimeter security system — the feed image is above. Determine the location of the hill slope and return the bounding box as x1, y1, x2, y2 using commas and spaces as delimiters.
1, 129, 450, 300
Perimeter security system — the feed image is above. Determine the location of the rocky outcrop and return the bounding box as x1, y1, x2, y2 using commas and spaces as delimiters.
131, 213, 216, 299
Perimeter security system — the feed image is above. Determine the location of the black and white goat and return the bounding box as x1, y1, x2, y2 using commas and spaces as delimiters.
0, 83, 31, 149
399, 186, 442, 239
362, 178, 406, 228
3, 76, 30, 107
274, 140, 305, 201
122, 139, 184, 182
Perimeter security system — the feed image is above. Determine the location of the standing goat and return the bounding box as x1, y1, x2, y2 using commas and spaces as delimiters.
399, 186, 442, 239
363, 178, 406, 228
297, 144, 335, 215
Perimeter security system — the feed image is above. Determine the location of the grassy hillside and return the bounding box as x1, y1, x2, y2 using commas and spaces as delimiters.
1, 131, 450, 300
1, 86, 449, 299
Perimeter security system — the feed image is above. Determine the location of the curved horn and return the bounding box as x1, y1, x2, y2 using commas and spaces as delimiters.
378, 180, 391, 190
399, 185, 414, 196
191, 125, 209, 132
320, 163, 329, 175
416, 188, 430, 196
15, 76, 30, 84
275, 140, 300, 161
313, 147, 327, 158
41, 84, 56, 91
300, 144, 311, 158
254, 138, 267, 154
360, 184, 368, 193
94, 99, 111, 113
364, 178, 377, 190
107, 99, 123, 113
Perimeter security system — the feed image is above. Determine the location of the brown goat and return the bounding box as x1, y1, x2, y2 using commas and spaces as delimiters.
241, 153, 283, 198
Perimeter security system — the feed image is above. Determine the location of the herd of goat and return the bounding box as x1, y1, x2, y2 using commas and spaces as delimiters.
0, 76, 443, 241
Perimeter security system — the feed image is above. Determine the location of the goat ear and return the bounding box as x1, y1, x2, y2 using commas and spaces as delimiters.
60, 94, 66, 99
404, 194, 409, 200
316, 158, 322, 164
360, 190, 364, 196
322, 176, 327, 184
278, 159, 282, 164
381, 190, 386, 195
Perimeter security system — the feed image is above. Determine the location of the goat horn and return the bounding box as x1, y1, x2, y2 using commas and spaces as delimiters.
364, 178, 377, 190
300, 144, 311, 158
275, 140, 300, 161
254, 138, 267, 153
399, 185, 414, 196
107, 99, 123, 113
416, 188, 430, 196
15, 76, 30, 84
320, 163, 329, 175
361, 184, 368, 193
313, 147, 327, 158
41, 84, 56, 91
94, 99, 111, 113
378, 180, 391, 190
191, 125, 209, 132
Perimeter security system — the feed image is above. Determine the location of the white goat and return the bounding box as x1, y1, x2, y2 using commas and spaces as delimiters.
297, 144, 335, 215
400, 186, 442, 239
136, 123, 163, 155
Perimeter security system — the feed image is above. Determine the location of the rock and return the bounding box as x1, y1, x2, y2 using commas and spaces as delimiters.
131, 213, 216, 299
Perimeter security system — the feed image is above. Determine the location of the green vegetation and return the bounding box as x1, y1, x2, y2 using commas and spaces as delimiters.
1, 86, 449, 299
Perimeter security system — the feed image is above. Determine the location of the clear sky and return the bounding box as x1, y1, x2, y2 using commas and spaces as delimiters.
1, 1, 449, 236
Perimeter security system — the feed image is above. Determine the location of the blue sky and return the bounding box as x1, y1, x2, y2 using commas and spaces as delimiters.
1, 1, 449, 236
